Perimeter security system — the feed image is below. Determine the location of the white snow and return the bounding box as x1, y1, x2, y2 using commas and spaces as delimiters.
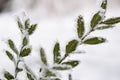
0, 0, 120, 80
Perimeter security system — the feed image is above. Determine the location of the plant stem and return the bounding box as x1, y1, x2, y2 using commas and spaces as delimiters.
15, 59, 20, 78
58, 54, 67, 64
81, 29, 93, 41
58, 29, 94, 64
69, 74, 72, 80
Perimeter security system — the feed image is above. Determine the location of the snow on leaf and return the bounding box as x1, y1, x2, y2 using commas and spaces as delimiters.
101, 17, 120, 25
101, 0, 107, 9
20, 48, 31, 57
5, 50, 14, 61
91, 11, 102, 28
52, 64, 72, 70
62, 60, 79, 68
96, 25, 114, 30
66, 40, 78, 54
22, 36, 28, 47
53, 42, 61, 64
77, 15, 85, 38
28, 24, 37, 35
83, 37, 106, 45
24, 19, 30, 29
8, 39, 18, 55
40, 48, 48, 65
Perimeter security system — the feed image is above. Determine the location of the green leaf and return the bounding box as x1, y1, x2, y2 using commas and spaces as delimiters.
17, 19, 23, 33
28, 24, 37, 35
5, 51, 14, 61
62, 60, 79, 68
44, 69, 56, 77
91, 11, 102, 28
77, 15, 85, 38
83, 37, 106, 45
53, 42, 61, 63
52, 65, 71, 70
8, 39, 18, 54
16, 67, 23, 73
20, 48, 31, 57
40, 48, 47, 65
22, 37, 28, 46
101, 0, 107, 9
66, 40, 78, 54
4, 71, 14, 80
25, 19, 30, 29
96, 25, 114, 30
27, 73, 34, 80
101, 17, 120, 25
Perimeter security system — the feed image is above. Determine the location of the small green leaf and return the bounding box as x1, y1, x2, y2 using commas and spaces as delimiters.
22, 37, 28, 46
17, 19, 23, 33
77, 15, 85, 38
20, 48, 31, 57
52, 65, 71, 70
16, 67, 23, 73
28, 24, 37, 35
101, 17, 120, 25
25, 19, 30, 29
66, 40, 78, 54
27, 73, 34, 80
5, 51, 14, 61
8, 39, 18, 54
53, 42, 61, 63
44, 69, 56, 77
4, 71, 14, 80
83, 37, 106, 45
62, 60, 79, 68
40, 48, 47, 65
91, 11, 102, 28
96, 25, 114, 30
101, 0, 107, 9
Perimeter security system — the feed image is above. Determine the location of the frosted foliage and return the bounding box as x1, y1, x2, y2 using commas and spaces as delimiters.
0, 0, 120, 80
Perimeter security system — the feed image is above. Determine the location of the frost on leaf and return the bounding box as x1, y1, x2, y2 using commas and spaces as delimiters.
40, 48, 48, 65
8, 39, 18, 55
101, 17, 120, 25
83, 37, 106, 45
17, 18, 23, 33
53, 42, 61, 64
62, 60, 79, 68
52, 64, 72, 70
77, 15, 85, 38
66, 40, 78, 54
96, 25, 114, 30
43, 69, 56, 77
5, 50, 14, 61
24, 19, 30, 29
91, 11, 102, 28
20, 47, 31, 57
22, 36, 28, 47
101, 0, 107, 9
28, 24, 37, 35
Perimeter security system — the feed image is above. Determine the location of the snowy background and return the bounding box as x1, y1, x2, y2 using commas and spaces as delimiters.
0, 0, 120, 80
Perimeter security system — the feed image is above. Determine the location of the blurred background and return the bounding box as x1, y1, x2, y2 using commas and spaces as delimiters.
0, 0, 120, 80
